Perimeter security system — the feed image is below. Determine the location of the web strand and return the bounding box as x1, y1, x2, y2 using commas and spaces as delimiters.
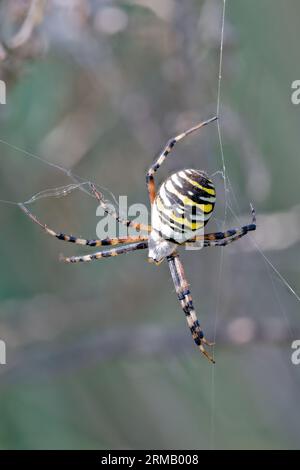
216, 0, 228, 225
210, 0, 227, 452
216, 0, 226, 118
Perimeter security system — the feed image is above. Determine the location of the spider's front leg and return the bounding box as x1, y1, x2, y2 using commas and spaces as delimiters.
167, 253, 215, 364
146, 116, 218, 205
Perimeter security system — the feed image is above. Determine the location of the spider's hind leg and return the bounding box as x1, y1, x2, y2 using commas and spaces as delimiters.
167, 253, 215, 364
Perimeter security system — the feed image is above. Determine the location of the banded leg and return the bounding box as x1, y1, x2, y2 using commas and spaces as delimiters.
146, 116, 218, 204
90, 184, 151, 233
188, 205, 256, 247
61, 241, 149, 263
19, 203, 148, 247
167, 253, 215, 363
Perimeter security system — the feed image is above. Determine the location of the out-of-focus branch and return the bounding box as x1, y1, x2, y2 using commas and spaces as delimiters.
6, 0, 46, 50
0, 42, 7, 61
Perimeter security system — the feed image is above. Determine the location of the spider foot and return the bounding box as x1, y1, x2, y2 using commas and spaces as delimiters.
90, 183, 103, 202
199, 341, 215, 364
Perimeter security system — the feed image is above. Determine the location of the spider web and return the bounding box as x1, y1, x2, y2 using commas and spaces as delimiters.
0, 0, 299, 450
0, 138, 121, 209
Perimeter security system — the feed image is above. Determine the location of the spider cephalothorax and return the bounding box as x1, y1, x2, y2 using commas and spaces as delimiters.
20, 116, 256, 363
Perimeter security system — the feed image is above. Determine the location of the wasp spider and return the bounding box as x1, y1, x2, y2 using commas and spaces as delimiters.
20, 116, 256, 363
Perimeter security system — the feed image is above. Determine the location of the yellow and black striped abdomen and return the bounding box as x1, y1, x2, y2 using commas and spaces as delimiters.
151, 169, 216, 243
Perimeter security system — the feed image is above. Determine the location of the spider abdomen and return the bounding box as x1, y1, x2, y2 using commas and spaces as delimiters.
151, 169, 216, 244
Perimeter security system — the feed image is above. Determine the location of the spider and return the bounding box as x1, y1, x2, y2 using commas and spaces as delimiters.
20, 116, 256, 363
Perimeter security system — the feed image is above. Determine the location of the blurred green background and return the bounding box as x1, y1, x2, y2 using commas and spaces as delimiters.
0, 0, 300, 450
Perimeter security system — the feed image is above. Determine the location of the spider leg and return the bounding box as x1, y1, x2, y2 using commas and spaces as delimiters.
146, 116, 218, 205
19, 203, 148, 247
61, 241, 148, 263
90, 184, 151, 233
167, 253, 215, 364
187, 205, 256, 247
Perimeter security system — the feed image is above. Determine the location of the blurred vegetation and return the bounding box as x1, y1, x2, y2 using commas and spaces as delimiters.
0, 0, 300, 450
